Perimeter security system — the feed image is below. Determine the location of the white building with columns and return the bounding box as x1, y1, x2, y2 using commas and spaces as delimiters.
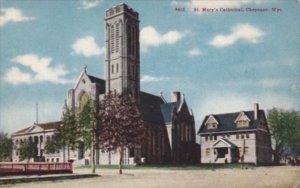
11, 121, 64, 163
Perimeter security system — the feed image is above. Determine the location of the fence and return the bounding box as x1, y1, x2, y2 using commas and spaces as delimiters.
0, 162, 72, 176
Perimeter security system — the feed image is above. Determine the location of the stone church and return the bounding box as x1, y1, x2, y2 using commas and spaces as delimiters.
11, 4, 197, 165
68, 3, 197, 165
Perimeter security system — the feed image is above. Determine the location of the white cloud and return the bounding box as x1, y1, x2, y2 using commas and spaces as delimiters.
81, 0, 102, 9
141, 75, 170, 83
172, 0, 272, 15
0, 8, 35, 27
3, 67, 33, 85
140, 26, 186, 51
188, 48, 203, 57
3, 54, 72, 85
71, 36, 104, 57
209, 24, 265, 47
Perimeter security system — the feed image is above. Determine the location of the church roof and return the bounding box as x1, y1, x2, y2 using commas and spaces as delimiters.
198, 110, 265, 134
87, 75, 106, 94
139, 91, 165, 124
160, 102, 180, 123
88, 75, 105, 84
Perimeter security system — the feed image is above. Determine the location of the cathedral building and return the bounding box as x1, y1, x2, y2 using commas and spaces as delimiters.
66, 4, 197, 165
11, 4, 197, 165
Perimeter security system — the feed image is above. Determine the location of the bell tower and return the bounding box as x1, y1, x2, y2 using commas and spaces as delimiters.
104, 4, 140, 101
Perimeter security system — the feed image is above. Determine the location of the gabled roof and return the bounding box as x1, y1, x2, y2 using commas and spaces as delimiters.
88, 75, 105, 85
213, 138, 237, 148
36, 121, 61, 130
160, 102, 180, 123
139, 91, 165, 124
14, 127, 32, 134
205, 114, 219, 125
198, 110, 265, 134
140, 92, 193, 126
87, 74, 106, 94
12, 121, 61, 136
73, 66, 106, 94
234, 111, 250, 123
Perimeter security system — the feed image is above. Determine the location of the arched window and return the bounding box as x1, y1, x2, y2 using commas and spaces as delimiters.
79, 92, 91, 112
116, 63, 119, 73
112, 64, 114, 74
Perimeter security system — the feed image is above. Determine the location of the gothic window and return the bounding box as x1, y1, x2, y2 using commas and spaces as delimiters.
112, 64, 114, 74
111, 25, 115, 53
116, 63, 119, 73
116, 23, 120, 53
205, 136, 208, 141
79, 92, 91, 112
236, 134, 239, 139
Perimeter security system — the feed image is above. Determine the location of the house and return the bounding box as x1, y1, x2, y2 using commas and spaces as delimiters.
198, 104, 272, 165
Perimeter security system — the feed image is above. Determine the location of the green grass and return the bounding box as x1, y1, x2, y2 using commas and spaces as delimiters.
76, 163, 256, 170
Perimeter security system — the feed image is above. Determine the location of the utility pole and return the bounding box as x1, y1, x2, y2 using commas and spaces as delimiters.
36, 102, 39, 124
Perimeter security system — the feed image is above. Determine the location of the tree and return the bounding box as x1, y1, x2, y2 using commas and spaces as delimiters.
19, 139, 38, 162
98, 92, 144, 174
44, 108, 80, 162
78, 99, 98, 173
268, 108, 300, 164
0, 132, 13, 162
44, 134, 61, 155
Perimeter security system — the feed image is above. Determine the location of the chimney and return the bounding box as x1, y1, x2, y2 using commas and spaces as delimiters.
254, 103, 259, 120
171, 91, 181, 102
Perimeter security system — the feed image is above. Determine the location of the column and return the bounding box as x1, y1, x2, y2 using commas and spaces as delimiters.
228, 147, 231, 163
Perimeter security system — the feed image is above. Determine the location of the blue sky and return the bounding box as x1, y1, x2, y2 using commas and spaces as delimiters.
0, 0, 299, 134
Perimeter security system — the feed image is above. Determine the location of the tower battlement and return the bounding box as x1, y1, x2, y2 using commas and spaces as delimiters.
105, 3, 138, 19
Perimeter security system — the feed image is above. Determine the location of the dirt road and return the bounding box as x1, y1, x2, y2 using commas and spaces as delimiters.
4, 166, 300, 188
